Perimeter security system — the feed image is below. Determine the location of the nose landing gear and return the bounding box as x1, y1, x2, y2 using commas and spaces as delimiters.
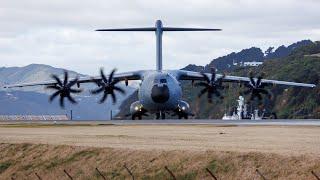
155, 111, 166, 119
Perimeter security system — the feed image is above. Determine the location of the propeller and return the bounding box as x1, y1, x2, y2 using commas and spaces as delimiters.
195, 68, 225, 103
242, 72, 272, 102
91, 68, 126, 104
46, 71, 82, 108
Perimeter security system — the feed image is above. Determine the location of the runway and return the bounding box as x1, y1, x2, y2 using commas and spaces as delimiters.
0, 119, 320, 126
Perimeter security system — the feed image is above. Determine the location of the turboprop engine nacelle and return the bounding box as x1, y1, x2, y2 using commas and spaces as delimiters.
130, 101, 143, 114
172, 100, 193, 119
177, 100, 191, 114
130, 101, 148, 120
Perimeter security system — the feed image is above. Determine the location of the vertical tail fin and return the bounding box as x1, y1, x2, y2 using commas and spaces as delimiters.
96, 20, 222, 71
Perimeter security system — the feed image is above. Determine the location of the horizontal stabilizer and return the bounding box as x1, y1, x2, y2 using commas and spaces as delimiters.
96, 27, 156, 31
162, 27, 222, 31
96, 27, 222, 32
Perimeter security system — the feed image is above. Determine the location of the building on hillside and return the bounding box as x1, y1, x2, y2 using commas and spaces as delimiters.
243, 61, 263, 67
232, 60, 263, 67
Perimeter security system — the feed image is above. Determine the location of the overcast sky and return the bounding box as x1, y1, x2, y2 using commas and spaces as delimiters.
1, 0, 319, 75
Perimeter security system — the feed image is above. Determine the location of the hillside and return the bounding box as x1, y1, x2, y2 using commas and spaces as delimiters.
182, 41, 320, 119
0, 91, 123, 120
0, 64, 136, 120
0, 64, 83, 94
182, 40, 313, 72
118, 40, 320, 119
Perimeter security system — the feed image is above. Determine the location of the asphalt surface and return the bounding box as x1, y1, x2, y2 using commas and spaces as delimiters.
0, 119, 320, 126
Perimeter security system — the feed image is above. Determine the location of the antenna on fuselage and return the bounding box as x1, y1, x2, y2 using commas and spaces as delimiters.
96, 20, 222, 71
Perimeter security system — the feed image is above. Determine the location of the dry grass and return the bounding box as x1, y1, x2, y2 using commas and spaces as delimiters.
0, 125, 319, 179
0, 143, 319, 180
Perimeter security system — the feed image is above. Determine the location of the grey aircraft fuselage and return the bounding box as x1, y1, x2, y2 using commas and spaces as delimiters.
138, 71, 182, 112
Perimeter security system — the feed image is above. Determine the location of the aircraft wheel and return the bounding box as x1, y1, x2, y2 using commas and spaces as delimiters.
161, 112, 165, 119
156, 112, 160, 119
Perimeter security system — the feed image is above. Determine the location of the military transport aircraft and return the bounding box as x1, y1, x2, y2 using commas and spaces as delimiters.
3, 20, 316, 119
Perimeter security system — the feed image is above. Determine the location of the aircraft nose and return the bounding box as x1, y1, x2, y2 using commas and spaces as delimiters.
151, 84, 170, 103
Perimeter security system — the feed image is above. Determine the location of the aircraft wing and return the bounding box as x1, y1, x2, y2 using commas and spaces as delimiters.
175, 70, 316, 88
3, 70, 145, 89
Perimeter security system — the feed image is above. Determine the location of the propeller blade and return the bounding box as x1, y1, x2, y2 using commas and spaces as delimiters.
48, 72, 81, 108
201, 72, 210, 83
49, 91, 61, 102
250, 94, 255, 101
51, 74, 63, 87
244, 83, 252, 88
214, 91, 223, 98
63, 71, 68, 86
91, 87, 104, 94
93, 79, 102, 87
249, 77, 255, 87
100, 68, 108, 83
210, 68, 216, 82
93, 68, 123, 104
46, 85, 60, 90
67, 94, 77, 104
207, 92, 213, 103
259, 89, 272, 99
110, 79, 120, 86
113, 86, 126, 94
256, 76, 262, 86
217, 84, 224, 90
249, 71, 256, 86
59, 96, 65, 108
99, 93, 108, 104
198, 88, 208, 97
257, 93, 263, 100
108, 69, 116, 83
67, 78, 78, 88
220, 72, 226, 79
194, 82, 209, 87
69, 88, 82, 93
111, 91, 116, 103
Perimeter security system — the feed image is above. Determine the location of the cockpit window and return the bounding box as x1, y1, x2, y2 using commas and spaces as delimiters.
160, 79, 167, 83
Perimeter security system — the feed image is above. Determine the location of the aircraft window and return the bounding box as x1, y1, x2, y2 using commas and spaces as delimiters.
160, 79, 167, 83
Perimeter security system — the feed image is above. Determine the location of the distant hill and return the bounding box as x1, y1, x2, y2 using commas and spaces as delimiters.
0, 91, 118, 120
181, 41, 320, 119
183, 40, 313, 72
0, 64, 136, 120
0, 64, 83, 94
205, 47, 264, 71
264, 40, 313, 59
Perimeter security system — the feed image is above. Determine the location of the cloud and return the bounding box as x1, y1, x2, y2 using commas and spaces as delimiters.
0, 0, 319, 74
